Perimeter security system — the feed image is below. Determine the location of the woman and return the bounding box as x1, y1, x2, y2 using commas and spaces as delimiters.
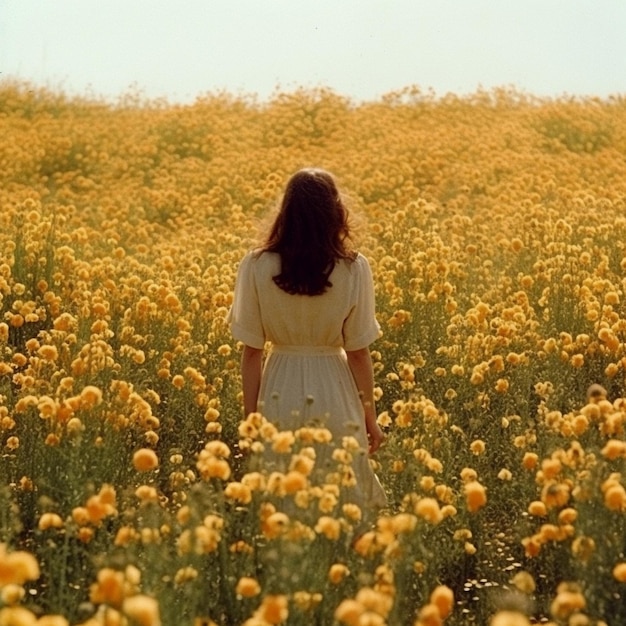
228, 168, 387, 512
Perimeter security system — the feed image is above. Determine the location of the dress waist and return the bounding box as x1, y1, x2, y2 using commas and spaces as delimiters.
270, 345, 344, 356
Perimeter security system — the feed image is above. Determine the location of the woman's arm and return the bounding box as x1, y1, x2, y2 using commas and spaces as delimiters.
345, 347, 384, 453
241, 345, 264, 416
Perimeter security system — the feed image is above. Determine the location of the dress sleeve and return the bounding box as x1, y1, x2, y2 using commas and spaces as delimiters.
342, 254, 381, 351
227, 252, 266, 349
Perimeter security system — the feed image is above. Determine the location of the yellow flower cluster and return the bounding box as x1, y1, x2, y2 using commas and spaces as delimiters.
2, 80, 626, 624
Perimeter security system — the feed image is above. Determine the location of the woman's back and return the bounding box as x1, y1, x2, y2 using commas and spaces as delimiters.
229, 250, 379, 351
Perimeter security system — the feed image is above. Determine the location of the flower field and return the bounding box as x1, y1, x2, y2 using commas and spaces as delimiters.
1, 80, 626, 626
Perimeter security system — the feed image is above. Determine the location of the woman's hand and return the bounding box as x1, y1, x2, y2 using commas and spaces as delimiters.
365, 410, 384, 453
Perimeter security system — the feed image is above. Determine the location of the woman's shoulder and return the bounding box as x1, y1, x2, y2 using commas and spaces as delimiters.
241, 248, 276, 262
334, 252, 373, 284
345, 251, 372, 271
238, 249, 279, 275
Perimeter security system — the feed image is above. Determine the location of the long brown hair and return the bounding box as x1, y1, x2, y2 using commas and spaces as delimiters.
263, 168, 354, 295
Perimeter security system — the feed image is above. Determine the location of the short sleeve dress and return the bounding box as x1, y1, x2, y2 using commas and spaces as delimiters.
228, 250, 387, 510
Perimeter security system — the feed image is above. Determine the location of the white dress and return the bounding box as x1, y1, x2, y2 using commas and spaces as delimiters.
228, 250, 387, 510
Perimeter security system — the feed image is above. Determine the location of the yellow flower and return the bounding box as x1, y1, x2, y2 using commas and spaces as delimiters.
89, 568, 125, 607
541, 482, 570, 509
435, 484, 454, 504
196, 453, 231, 481
494, 378, 509, 393
470, 439, 486, 455
415, 498, 443, 524
388, 309, 411, 328
315, 516, 341, 540
460, 467, 477, 483
522, 452, 538, 470
241, 472, 266, 491
542, 456, 563, 478
497, 468, 512, 481
342, 503, 362, 523
470, 370, 485, 385
262, 512, 290, 539
236, 576, 261, 598
490, 611, 531, 626
224, 482, 252, 504
605, 291, 620, 305
602, 439, 626, 460
392, 512, 418, 533
65, 417, 84, 436
570, 353, 585, 368
506, 352, 525, 366
84, 488, 117, 525
122, 595, 161, 626
190, 525, 221, 554
444, 388, 457, 400
77, 527, 94, 544
416, 602, 442, 626
570, 414, 589, 435
352, 531, 376, 558
5, 436, 19, 451
0, 544, 40, 586
510, 571, 536, 594
558, 507, 577, 525
135, 485, 158, 503
430, 585, 454, 619
114, 526, 139, 547
440, 504, 457, 518
0, 607, 38, 626
603, 483, 626, 511
253, 594, 288, 625
38, 513, 64, 531
328, 563, 350, 585
272, 430, 295, 453
355, 587, 393, 618
133, 448, 159, 472
538, 523, 562, 542
420, 476, 435, 491
37, 344, 59, 362
174, 566, 198, 585
283, 470, 308, 494
79, 385, 103, 408
334, 599, 364, 626
528, 500, 547, 517
612, 562, 626, 582
453, 529, 472, 543
550, 584, 586, 620
266, 472, 286, 496
465, 481, 487, 513
571, 536, 595, 562
377, 411, 392, 427
217, 344, 232, 356
0, 583, 25, 606
522, 535, 541, 558
292, 591, 322, 612
318, 489, 338, 513
205, 407, 220, 423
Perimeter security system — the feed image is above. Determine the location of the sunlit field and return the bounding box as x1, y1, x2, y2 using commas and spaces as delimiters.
1, 80, 626, 626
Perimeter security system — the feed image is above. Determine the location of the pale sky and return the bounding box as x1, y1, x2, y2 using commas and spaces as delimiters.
1, 0, 625, 103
